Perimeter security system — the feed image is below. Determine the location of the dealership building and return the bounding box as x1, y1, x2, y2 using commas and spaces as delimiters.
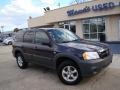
28, 0, 120, 42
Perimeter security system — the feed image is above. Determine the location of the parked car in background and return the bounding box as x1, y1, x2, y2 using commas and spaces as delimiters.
12, 28, 113, 85
0, 37, 3, 42
3, 37, 14, 45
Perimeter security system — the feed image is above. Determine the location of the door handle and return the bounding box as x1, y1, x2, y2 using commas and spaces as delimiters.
21, 45, 24, 48
34, 46, 37, 49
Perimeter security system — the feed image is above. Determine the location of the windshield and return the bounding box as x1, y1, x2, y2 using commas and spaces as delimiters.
48, 28, 79, 43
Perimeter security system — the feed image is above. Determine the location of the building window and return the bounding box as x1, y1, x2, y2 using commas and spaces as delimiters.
82, 17, 105, 41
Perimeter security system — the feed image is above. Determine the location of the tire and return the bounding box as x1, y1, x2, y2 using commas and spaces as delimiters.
16, 53, 28, 69
57, 60, 82, 85
8, 41, 12, 45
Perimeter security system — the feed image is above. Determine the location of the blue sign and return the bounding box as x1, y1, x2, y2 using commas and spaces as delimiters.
67, 2, 120, 16
67, 6, 91, 16
92, 2, 115, 11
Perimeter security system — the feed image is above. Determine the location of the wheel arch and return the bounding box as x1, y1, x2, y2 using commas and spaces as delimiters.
54, 54, 80, 69
14, 48, 23, 58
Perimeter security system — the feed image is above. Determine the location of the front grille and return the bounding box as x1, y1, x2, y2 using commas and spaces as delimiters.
99, 49, 109, 59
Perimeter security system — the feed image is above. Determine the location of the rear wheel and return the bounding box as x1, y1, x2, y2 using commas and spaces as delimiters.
57, 60, 82, 85
16, 53, 28, 69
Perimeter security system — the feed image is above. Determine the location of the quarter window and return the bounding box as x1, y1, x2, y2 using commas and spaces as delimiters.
15, 31, 24, 42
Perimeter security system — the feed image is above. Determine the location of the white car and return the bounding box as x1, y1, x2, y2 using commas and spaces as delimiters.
3, 37, 14, 45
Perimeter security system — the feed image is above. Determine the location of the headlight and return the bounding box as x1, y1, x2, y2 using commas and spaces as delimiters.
83, 52, 100, 60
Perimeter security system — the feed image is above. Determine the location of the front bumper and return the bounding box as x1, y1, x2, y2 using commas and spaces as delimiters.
2, 41, 7, 44
79, 54, 113, 77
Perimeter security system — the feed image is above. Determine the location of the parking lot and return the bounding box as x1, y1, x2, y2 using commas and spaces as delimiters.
0, 45, 120, 90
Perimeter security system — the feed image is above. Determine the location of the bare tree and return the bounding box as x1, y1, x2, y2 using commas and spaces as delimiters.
70, 0, 92, 5
13, 28, 20, 32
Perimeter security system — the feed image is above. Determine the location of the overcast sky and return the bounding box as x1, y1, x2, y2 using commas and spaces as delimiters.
0, 0, 89, 32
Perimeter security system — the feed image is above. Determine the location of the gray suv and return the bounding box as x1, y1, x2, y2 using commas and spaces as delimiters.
12, 28, 112, 85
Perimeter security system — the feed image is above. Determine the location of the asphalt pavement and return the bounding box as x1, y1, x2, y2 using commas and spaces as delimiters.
0, 46, 120, 90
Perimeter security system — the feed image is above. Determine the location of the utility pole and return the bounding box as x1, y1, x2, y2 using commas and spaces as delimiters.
58, 3, 61, 8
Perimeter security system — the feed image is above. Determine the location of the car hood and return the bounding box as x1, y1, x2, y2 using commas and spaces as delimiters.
58, 40, 108, 52
3, 38, 13, 42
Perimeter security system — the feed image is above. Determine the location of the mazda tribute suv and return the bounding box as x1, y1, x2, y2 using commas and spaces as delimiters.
12, 28, 112, 85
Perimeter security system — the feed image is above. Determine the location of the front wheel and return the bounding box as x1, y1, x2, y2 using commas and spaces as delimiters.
57, 61, 82, 85
8, 41, 12, 45
16, 53, 28, 69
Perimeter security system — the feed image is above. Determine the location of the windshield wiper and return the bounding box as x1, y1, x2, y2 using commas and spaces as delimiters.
71, 39, 79, 42
61, 39, 79, 43
61, 41, 71, 43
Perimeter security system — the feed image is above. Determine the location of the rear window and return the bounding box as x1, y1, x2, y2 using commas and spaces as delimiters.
23, 31, 34, 43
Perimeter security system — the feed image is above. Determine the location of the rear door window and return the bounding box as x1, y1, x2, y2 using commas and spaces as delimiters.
23, 31, 34, 43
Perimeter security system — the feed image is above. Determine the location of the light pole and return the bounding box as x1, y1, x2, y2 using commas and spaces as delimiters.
0, 26, 4, 39
1, 26, 4, 33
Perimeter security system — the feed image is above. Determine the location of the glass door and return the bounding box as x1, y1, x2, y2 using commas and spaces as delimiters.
64, 24, 76, 33
59, 21, 76, 33
64, 24, 70, 30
